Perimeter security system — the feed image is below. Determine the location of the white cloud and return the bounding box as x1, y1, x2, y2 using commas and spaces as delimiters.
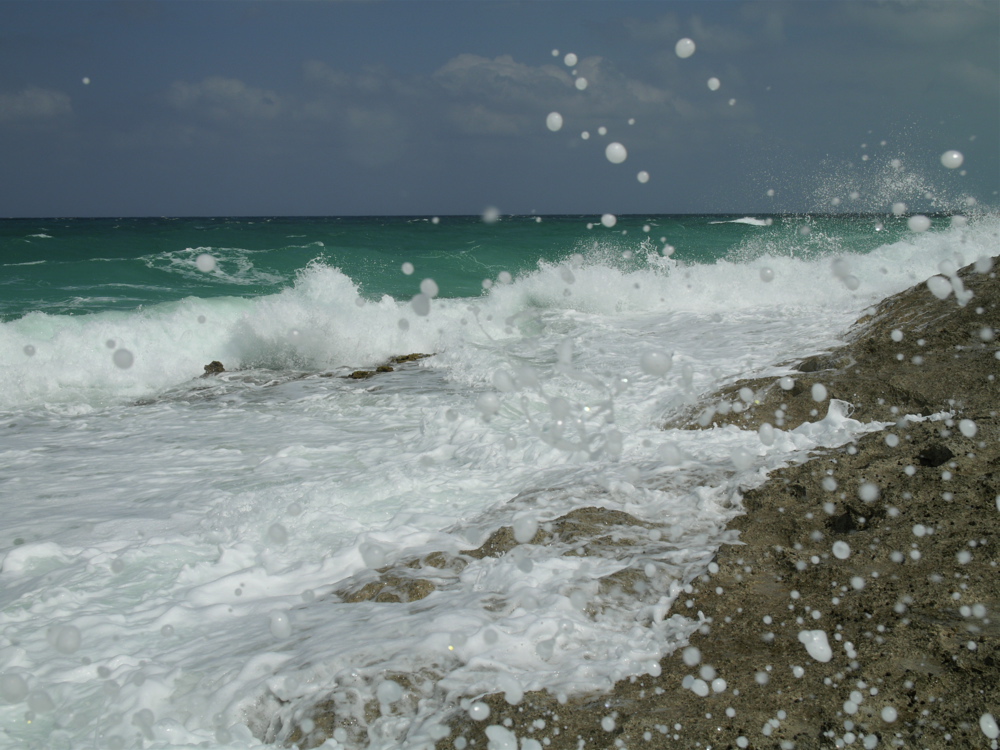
167, 76, 282, 120
0, 87, 72, 122
433, 54, 572, 105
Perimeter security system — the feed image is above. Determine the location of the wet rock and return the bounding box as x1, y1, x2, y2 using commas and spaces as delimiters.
338, 574, 436, 604
201, 360, 225, 376
917, 443, 955, 467
388, 353, 432, 364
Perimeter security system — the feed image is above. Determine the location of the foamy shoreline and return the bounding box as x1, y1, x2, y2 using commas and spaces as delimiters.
438, 257, 1000, 750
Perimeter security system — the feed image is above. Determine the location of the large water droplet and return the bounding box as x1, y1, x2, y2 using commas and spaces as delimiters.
411, 293, 431, 316
640, 350, 673, 376
0, 673, 29, 702
940, 150, 964, 169
605, 142, 627, 164
195, 253, 217, 273
675, 38, 696, 58
420, 278, 439, 298
113, 348, 134, 369
546, 112, 563, 132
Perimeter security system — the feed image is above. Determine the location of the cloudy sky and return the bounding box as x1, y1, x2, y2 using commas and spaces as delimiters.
1, 0, 996, 217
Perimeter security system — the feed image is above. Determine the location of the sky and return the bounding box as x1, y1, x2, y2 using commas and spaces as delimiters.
0, 0, 997, 217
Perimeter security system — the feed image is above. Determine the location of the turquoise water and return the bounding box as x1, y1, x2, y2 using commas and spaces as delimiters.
1, 214, 918, 321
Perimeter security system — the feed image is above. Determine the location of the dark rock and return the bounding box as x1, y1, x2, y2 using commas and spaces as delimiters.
388, 353, 432, 364
917, 443, 955, 467
201, 361, 225, 376
348, 370, 375, 379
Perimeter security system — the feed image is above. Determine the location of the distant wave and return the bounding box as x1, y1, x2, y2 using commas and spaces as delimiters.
709, 217, 771, 226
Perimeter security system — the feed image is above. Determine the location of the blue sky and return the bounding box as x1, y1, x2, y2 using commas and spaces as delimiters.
1, 0, 996, 217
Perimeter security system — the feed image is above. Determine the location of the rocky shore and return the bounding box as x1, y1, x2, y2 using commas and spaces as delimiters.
439, 257, 999, 749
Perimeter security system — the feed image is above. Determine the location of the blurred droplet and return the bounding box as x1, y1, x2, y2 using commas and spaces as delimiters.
575, 77, 588, 91
940, 150, 964, 169
546, 112, 563, 132
420, 278, 439, 298
195, 254, 217, 273
268, 523, 288, 545
605, 142, 627, 164
401, 262, 414, 275
513, 517, 538, 544
675, 38, 696, 58
601, 213, 617, 228
637, 170, 650, 183
482, 207, 500, 224
563, 53, 578, 67
0, 673, 29, 703
759, 267, 775, 282
411, 293, 431, 316
707, 77, 721, 91
113, 348, 134, 369
49, 624, 81, 654
269, 611, 292, 639
640, 351, 673, 376
476, 393, 501, 419
23, 344, 35, 357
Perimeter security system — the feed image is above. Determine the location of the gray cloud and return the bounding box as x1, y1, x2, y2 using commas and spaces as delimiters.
167, 76, 283, 120
0, 87, 72, 122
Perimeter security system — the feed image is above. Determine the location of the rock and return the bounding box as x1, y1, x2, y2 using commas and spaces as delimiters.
343, 353, 432, 380
201, 361, 225, 376
388, 353, 431, 364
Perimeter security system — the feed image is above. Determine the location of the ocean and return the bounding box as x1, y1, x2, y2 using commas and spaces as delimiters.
1, 211, 997, 749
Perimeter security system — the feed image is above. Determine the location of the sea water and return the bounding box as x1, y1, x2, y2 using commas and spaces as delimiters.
1, 212, 997, 749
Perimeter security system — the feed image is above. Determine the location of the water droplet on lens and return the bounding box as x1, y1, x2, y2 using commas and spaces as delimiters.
940, 150, 964, 169
113, 348, 134, 369
605, 142, 627, 164
675, 38, 696, 58
195, 253, 217, 273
